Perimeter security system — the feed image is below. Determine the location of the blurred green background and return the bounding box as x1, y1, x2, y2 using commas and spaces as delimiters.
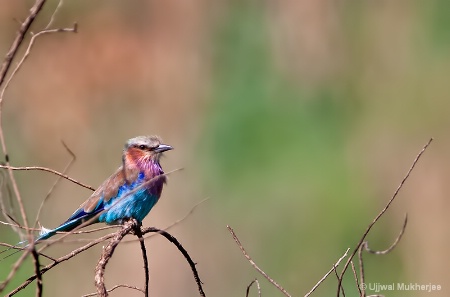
0, 0, 449, 296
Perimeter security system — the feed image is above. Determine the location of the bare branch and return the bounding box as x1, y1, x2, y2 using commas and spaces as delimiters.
34, 140, 78, 228
133, 224, 149, 297
336, 138, 433, 297
246, 279, 261, 297
0, 0, 46, 86
0, 164, 95, 191
7, 232, 115, 296
30, 248, 42, 297
140, 226, 206, 297
0, 249, 30, 292
227, 225, 291, 297
82, 284, 145, 297
358, 242, 365, 297
350, 261, 361, 296
364, 214, 408, 255
304, 248, 350, 297
45, 0, 64, 29
0, 0, 49, 242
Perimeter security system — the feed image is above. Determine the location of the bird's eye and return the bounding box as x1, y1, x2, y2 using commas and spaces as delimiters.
138, 145, 146, 150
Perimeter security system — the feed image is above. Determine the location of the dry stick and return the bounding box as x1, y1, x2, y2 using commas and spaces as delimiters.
227, 225, 291, 297
0, 0, 48, 244
0, 0, 46, 86
336, 138, 433, 297
95, 219, 136, 297
333, 265, 345, 297
8, 232, 116, 296
82, 284, 145, 297
34, 141, 78, 229
304, 248, 350, 297
45, 0, 64, 29
246, 279, 261, 297
350, 261, 362, 296
0, 165, 95, 191
140, 226, 206, 297
357, 243, 365, 297
364, 214, 408, 255
358, 215, 408, 297
0, 249, 29, 292
133, 224, 149, 297
0, 171, 18, 232
30, 249, 42, 297
0, 24, 78, 101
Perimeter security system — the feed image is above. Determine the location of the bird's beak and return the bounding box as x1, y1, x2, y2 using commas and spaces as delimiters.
154, 144, 173, 153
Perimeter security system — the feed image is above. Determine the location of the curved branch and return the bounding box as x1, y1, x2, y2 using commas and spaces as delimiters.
0, 164, 95, 191
140, 226, 206, 297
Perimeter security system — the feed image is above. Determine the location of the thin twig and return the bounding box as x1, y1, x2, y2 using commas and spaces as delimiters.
364, 214, 408, 255
0, 249, 30, 292
304, 248, 350, 297
140, 226, 206, 297
30, 248, 42, 297
0, 170, 18, 232
0, 24, 78, 100
227, 225, 291, 297
82, 284, 145, 297
358, 243, 365, 297
45, 0, 64, 29
350, 261, 362, 296
0, 0, 46, 86
334, 265, 345, 297
133, 224, 149, 297
0, 164, 94, 191
246, 279, 261, 297
336, 138, 433, 297
7, 232, 115, 296
0, 0, 48, 242
123, 197, 209, 244
34, 140, 78, 228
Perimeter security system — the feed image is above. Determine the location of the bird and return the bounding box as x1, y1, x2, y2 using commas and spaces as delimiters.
35, 135, 173, 242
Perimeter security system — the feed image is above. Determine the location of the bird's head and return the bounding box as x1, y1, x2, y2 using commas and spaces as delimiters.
124, 136, 173, 167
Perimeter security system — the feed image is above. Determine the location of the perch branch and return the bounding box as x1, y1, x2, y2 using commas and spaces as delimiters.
95, 219, 136, 296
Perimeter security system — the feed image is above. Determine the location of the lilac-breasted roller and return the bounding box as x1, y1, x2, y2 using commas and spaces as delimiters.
36, 135, 172, 242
